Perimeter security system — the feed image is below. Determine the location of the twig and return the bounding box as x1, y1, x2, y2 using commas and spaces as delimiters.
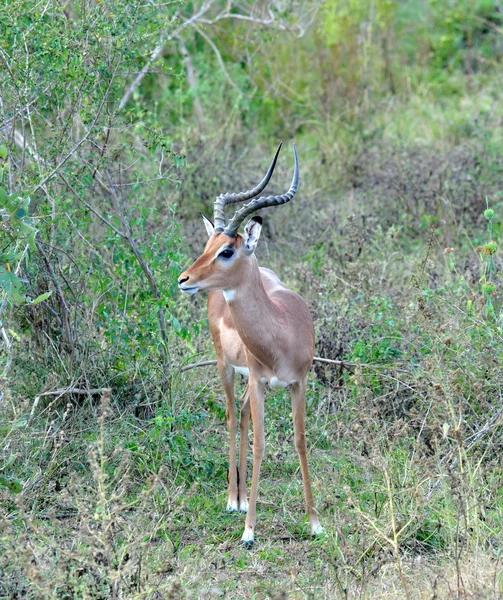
58, 173, 125, 238
198, 2, 324, 38
0, 86, 53, 135
35, 238, 73, 345
38, 512, 79, 520
313, 356, 352, 367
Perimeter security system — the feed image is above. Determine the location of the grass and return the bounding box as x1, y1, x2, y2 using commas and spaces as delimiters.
2, 68, 503, 598
2, 334, 503, 598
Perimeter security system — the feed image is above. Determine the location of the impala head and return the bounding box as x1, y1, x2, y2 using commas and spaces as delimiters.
178, 144, 299, 295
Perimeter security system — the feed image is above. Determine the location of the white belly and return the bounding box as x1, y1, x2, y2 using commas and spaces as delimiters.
232, 365, 250, 377
260, 376, 296, 389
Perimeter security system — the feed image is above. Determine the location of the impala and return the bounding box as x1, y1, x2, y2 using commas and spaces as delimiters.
178, 144, 322, 544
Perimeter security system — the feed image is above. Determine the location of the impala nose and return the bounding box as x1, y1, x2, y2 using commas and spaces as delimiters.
178, 276, 189, 286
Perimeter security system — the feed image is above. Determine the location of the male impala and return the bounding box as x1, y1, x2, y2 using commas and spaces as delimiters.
178, 144, 322, 544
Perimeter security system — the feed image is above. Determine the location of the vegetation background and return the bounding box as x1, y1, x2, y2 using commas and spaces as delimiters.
1, 0, 503, 598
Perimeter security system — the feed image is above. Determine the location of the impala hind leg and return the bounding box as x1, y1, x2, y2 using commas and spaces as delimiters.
219, 361, 238, 512
291, 378, 323, 536
238, 384, 250, 513
241, 377, 265, 545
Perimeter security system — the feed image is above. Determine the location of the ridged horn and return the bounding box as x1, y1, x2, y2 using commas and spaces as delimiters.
223, 144, 299, 237
213, 144, 282, 232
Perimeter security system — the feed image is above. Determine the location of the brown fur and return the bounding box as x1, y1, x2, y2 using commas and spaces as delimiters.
179, 226, 321, 542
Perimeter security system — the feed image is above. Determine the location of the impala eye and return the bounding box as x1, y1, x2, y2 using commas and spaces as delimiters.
219, 248, 234, 259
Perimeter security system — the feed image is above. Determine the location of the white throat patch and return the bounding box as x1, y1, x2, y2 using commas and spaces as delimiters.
223, 289, 236, 302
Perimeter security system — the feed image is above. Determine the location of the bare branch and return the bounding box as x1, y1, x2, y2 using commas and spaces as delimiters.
118, 1, 217, 111
0, 86, 53, 135
1, 325, 13, 380
117, 1, 322, 111
198, 8, 275, 27
198, 1, 324, 38
194, 25, 250, 96
175, 33, 205, 130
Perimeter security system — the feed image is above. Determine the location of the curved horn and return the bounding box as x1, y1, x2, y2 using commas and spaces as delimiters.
213, 143, 282, 232
223, 144, 299, 237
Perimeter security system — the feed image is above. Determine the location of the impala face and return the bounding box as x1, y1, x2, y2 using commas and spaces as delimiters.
178, 217, 262, 294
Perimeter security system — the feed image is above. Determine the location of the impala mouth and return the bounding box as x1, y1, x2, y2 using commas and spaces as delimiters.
179, 284, 200, 295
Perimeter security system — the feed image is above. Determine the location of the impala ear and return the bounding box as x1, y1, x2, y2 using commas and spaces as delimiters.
242, 216, 262, 255
200, 213, 215, 237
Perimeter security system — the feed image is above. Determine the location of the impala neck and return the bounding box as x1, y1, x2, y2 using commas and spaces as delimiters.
223, 256, 277, 364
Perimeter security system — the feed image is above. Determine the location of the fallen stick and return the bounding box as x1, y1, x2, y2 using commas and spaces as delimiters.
34, 387, 112, 398
180, 356, 356, 372
180, 359, 218, 372
179, 356, 408, 373
29, 387, 111, 424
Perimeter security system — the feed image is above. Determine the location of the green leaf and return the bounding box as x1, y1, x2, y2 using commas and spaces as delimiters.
30, 291, 52, 305
8, 328, 20, 341
0, 475, 23, 494
0, 266, 25, 304
0, 454, 16, 473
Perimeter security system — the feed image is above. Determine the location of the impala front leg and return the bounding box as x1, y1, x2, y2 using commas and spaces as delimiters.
219, 361, 238, 512
238, 384, 250, 513
241, 376, 265, 545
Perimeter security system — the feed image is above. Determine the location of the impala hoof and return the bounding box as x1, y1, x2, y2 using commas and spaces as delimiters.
226, 499, 239, 512
241, 526, 254, 546
311, 524, 324, 537
239, 500, 249, 514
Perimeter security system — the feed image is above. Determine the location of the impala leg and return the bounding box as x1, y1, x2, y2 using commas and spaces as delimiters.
291, 378, 323, 536
238, 383, 250, 513
219, 361, 238, 512
241, 377, 265, 545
